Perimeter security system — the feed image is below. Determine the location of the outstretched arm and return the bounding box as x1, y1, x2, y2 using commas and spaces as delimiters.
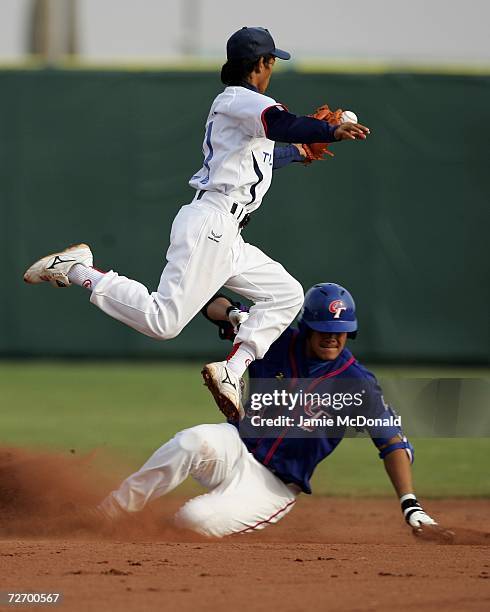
263, 106, 370, 144
381, 438, 414, 497
377, 437, 437, 529
363, 377, 436, 531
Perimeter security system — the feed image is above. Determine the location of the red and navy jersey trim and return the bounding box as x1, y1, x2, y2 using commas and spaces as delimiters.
260, 103, 288, 138
262, 343, 356, 466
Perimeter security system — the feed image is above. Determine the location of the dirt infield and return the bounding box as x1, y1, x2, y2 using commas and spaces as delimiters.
0, 449, 489, 611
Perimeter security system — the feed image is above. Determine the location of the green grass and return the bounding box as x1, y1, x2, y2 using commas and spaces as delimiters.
1, 361, 489, 497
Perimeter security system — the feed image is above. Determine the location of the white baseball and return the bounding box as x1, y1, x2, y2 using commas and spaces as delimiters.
341, 110, 358, 124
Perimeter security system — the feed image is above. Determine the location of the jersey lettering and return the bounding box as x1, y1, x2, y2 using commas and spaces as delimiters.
262, 151, 273, 165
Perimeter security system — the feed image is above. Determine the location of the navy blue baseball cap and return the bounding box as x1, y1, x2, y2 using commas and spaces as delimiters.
226, 27, 291, 61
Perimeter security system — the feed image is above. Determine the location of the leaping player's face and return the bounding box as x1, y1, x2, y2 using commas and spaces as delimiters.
307, 331, 347, 361
255, 57, 276, 93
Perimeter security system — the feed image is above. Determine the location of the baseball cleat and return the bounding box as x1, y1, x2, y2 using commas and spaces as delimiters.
23, 243, 93, 288
202, 361, 244, 421
53, 504, 113, 535
71, 506, 111, 529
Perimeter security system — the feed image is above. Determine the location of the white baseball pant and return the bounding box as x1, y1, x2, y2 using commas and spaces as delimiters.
89, 192, 304, 359
100, 423, 297, 538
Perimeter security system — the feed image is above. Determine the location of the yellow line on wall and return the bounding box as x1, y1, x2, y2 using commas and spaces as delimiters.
0, 56, 489, 76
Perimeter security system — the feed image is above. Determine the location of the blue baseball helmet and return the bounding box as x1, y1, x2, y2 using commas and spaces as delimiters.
298, 282, 358, 336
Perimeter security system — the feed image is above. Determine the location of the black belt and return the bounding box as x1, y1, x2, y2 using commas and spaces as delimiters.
196, 190, 251, 229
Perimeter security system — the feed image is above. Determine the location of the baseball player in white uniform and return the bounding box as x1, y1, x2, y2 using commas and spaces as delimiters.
24, 27, 370, 419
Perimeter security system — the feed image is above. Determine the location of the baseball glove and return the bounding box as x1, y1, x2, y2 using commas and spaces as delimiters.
302, 104, 343, 164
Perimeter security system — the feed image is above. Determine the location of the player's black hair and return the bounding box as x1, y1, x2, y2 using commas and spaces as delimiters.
220, 53, 275, 86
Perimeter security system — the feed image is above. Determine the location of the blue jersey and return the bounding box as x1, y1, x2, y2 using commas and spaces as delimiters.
234, 328, 403, 494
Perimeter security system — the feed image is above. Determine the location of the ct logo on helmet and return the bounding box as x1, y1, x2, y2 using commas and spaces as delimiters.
329, 299, 347, 319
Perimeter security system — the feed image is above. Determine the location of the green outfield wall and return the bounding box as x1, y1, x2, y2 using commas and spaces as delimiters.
1, 69, 488, 362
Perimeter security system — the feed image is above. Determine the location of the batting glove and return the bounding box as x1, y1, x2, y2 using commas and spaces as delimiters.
400, 494, 437, 528
227, 307, 250, 334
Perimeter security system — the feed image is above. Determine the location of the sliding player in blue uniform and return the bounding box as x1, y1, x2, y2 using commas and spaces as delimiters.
95, 283, 437, 538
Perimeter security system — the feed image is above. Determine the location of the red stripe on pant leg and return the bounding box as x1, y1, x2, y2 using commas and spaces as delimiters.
235, 499, 296, 534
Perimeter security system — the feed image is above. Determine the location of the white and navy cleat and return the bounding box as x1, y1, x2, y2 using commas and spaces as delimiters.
23, 243, 93, 288
202, 361, 244, 421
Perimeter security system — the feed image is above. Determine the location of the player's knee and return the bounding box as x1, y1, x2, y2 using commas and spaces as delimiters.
176, 428, 203, 453
284, 277, 304, 308
148, 322, 183, 341
159, 330, 179, 341
175, 425, 216, 456
293, 279, 304, 304
142, 306, 185, 341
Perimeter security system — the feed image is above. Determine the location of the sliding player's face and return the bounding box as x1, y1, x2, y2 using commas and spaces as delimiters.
308, 331, 347, 361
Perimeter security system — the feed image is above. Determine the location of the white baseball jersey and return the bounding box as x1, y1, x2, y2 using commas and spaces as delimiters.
189, 86, 284, 213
